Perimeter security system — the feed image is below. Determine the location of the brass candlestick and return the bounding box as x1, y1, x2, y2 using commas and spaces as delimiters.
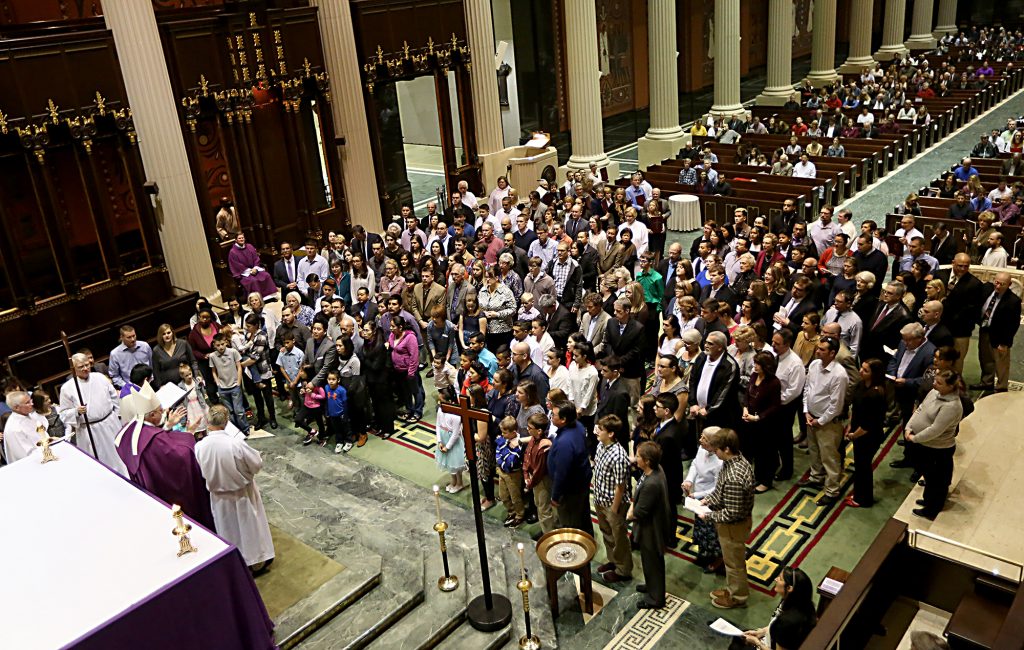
36, 425, 58, 464
517, 542, 541, 650
171, 505, 198, 557
433, 485, 459, 592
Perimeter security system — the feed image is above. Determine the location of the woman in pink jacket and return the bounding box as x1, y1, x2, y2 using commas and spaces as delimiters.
389, 315, 423, 422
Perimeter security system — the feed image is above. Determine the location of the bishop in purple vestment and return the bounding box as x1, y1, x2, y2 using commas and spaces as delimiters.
116, 383, 217, 531
228, 233, 279, 299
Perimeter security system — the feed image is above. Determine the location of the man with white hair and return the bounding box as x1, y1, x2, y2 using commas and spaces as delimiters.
2, 391, 49, 464
115, 381, 216, 530
887, 322, 936, 431
59, 353, 128, 476
195, 405, 275, 571
457, 180, 477, 209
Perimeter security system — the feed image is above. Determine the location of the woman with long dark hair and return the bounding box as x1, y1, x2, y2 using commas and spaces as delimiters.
742, 352, 782, 493
241, 313, 278, 430
389, 315, 423, 423
738, 566, 816, 649
844, 359, 887, 508
359, 320, 395, 439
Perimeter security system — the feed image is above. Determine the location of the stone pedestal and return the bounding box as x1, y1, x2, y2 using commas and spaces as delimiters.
905, 0, 937, 50
805, 0, 840, 86
710, 0, 743, 117
756, 0, 795, 106
565, 0, 611, 172
103, 0, 218, 297
311, 0, 383, 233
839, 0, 876, 73
933, 0, 957, 37
638, 0, 685, 168
875, 0, 909, 61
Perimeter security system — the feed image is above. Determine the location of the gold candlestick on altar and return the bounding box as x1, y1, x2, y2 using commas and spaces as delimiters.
517, 542, 541, 650
432, 485, 459, 592
36, 425, 58, 464
171, 505, 198, 557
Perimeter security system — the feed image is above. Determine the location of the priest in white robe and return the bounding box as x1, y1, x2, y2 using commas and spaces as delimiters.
2, 391, 48, 463
195, 405, 275, 571
59, 353, 128, 476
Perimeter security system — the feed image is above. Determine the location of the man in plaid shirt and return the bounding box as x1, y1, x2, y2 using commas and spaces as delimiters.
699, 427, 754, 609
593, 415, 633, 583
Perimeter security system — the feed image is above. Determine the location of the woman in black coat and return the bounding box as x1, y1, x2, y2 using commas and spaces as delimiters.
737, 567, 817, 649
844, 359, 887, 507
358, 320, 396, 439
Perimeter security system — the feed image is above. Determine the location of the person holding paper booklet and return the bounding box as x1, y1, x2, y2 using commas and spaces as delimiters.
729, 566, 816, 649
684, 427, 725, 573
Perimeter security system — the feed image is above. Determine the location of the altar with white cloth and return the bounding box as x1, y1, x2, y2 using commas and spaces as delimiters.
0, 442, 274, 650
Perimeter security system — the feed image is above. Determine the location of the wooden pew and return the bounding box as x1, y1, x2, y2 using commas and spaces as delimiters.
614, 177, 805, 227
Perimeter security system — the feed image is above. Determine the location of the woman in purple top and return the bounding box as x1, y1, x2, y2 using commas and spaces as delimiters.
227, 232, 278, 299
389, 315, 423, 422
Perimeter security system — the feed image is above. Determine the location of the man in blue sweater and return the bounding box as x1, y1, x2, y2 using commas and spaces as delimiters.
548, 403, 594, 536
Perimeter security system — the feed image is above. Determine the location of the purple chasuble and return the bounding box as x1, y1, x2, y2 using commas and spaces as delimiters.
227, 243, 278, 297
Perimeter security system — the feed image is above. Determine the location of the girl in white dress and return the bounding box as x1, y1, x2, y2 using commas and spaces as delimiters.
435, 387, 468, 493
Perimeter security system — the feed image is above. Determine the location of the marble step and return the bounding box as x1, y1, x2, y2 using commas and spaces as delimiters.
498, 540, 558, 650
370, 546, 468, 650
433, 540, 514, 650
276, 554, 383, 650
299, 549, 426, 650
433, 620, 510, 650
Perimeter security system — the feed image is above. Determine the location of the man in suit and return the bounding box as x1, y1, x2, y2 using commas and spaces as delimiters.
653, 393, 685, 543
575, 230, 601, 294
580, 293, 611, 357
687, 331, 740, 430
937, 254, 984, 373
974, 272, 1022, 392
627, 441, 674, 610
861, 281, 913, 364
272, 242, 300, 294
443, 262, 476, 324
853, 233, 888, 292
771, 276, 817, 336
919, 300, 954, 349
930, 223, 957, 266
604, 298, 647, 406
540, 295, 575, 352
887, 323, 936, 428
595, 358, 631, 450
770, 198, 803, 235
349, 225, 382, 263
699, 267, 737, 309
303, 321, 338, 388
349, 287, 379, 325
407, 266, 446, 333
657, 242, 684, 311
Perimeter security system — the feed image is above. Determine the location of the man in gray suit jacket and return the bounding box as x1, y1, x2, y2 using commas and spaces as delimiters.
444, 262, 477, 323
629, 441, 673, 610
303, 321, 338, 387
579, 293, 611, 356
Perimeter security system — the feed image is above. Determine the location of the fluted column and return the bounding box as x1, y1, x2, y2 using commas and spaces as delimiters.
464, 0, 503, 154
905, 0, 936, 49
934, 0, 958, 36
311, 0, 382, 233
805, 0, 839, 86
756, 0, 794, 105
645, 0, 682, 140
710, 0, 742, 117
875, 0, 909, 60
565, 0, 610, 170
103, 0, 217, 297
840, 0, 876, 72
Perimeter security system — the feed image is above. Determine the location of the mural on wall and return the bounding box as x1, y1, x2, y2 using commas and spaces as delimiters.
792, 0, 813, 57
595, 0, 634, 117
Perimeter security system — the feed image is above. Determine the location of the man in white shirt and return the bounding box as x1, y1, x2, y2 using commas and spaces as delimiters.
457, 180, 478, 209
771, 329, 806, 480
800, 337, 849, 506
981, 232, 1009, 267
808, 205, 843, 255
793, 154, 817, 179
296, 239, 329, 294
987, 178, 1013, 204
822, 290, 864, 357
893, 215, 923, 250
528, 318, 555, 367
618, 208, 650, 259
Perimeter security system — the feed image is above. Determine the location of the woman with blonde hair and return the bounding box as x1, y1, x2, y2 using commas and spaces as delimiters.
925, 278, 947, 303
152, 323, 200, 388
728, 325, 758, 397
626, 281, 650, 325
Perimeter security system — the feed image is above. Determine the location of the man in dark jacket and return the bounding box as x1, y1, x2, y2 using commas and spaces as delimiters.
687, 331, 740, 429
860, 281, 912, 364
628, 441, 674, 610
604, 299, 647, 405
937, 253, 984, 373
595, 359, 631, 450
548, 404, 594, 536
975, 272, 1022, 391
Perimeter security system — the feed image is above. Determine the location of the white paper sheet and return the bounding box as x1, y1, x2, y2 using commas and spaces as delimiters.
820, 576, 845, 595
709, 617, 744, 636
685, 496, 712, 516
155, 383, 188, 411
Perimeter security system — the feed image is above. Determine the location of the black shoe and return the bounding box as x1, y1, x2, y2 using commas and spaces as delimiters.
775, 473, 792, 481
269, 420, 279, 430
910, 471, 922, 483
912, 508, 936, 520
969, 383, 995, 391
302, 433, 316, 446
797, 478, 824, 488
425, 369, 435, 378
635, 583, 647, 593
889, 459, 913, 469
597, 562, 616, 573
525, 513, 538, 524
817, 494, 839, 506
916, 499, 925, 506
503, 515, 516, 526
637, 601, 662, 610
896, 438, 906, 446
255, 419, 268, 431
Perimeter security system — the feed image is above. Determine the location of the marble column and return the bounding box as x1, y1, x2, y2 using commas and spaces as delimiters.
102, 0, 218, 297
564, 0, 611, 171
637, 0, 687, 168
934, 0, 958, 37
464, 0, 503, 155
805, 0, 840, 86
875, 0, 909, 60
839, 0, 876, 73
905, 0, 936, 50
311, 0, 382, 233
756, 0, 794, 105
710, 0, 742, 117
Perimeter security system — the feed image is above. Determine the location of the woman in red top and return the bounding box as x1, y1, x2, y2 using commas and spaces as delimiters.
187, 307, 220, 402
460, 360, 491, 396
742, 351, 782, 493
645, 199, 666, 263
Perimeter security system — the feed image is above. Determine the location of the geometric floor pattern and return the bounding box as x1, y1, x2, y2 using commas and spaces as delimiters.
600, 593, 689, 650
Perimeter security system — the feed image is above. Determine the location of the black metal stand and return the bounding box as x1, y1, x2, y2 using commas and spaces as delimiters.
465, 452, 512, 631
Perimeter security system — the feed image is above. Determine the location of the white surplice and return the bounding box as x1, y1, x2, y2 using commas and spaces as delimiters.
2, 411, 49, 464
194, 429, 274, 566
58, 373, 128, 476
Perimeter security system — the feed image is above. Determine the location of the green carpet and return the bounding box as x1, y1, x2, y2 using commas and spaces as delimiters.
253, 524, 345, 620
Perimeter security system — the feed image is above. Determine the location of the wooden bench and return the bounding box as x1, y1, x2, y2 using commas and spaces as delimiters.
946, 575, 1017, 649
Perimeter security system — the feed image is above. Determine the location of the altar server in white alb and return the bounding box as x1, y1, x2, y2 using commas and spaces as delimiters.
2, 391, 49, 463
58, 353, 128, 476
195, 405, 275, 571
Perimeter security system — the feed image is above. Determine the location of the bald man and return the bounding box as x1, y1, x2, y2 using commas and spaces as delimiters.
937, 254, 984, 374
975, 272, 1022, 392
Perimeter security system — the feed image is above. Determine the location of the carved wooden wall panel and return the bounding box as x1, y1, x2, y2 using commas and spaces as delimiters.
0, 0, 101, 24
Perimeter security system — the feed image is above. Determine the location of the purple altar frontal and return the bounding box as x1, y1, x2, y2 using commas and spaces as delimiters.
0, 442, 275, 649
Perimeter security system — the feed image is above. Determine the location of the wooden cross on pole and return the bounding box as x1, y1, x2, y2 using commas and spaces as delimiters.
438, 394, 512, 630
